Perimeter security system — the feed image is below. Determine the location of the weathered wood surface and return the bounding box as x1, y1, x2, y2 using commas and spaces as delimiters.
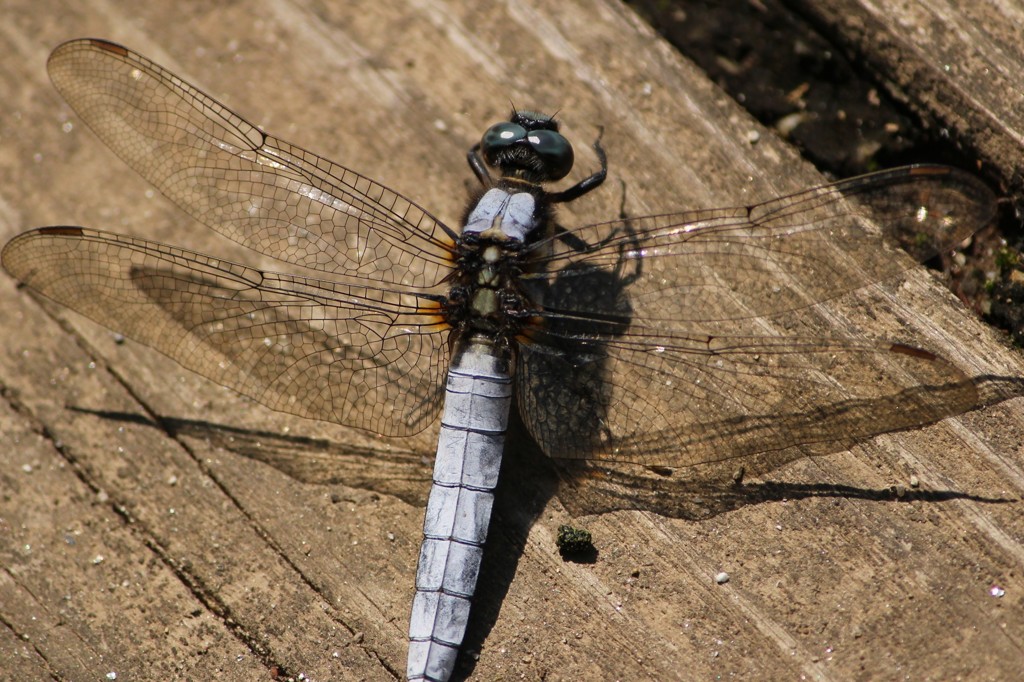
0, 1, 1022, 681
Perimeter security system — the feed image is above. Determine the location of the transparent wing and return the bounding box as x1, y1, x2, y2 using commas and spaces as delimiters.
532, 166, 995, 326
46, 38, 456, 286
2, 227, 449, 436
517, 165, 996, 466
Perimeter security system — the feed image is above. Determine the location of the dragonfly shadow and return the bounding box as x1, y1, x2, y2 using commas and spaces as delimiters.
72, 372, 1024, 524
552, 373, 1024, 518
68, 406, 434, 505
73, 365, 1019, 682
75, 398, 1018, 520
432, 378, 1024, 679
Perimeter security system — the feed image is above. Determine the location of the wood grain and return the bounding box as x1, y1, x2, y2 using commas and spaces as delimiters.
1, 1, 1022, 680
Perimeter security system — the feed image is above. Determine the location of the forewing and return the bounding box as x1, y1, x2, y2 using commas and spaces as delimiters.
2, 227, 449, 437
530, 166, 996, 328
46, 38, 455, 286
517, 166, 995, 467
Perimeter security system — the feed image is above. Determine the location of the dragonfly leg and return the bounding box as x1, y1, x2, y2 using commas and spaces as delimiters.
467, 142, 493, 186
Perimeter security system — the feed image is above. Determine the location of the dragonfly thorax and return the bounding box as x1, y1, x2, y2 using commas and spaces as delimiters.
463, 187, 540, 242
444, 186, 547, 337
441, 256, 532, 337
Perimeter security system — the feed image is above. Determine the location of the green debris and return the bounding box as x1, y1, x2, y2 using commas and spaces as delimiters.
556, 524, 595, 559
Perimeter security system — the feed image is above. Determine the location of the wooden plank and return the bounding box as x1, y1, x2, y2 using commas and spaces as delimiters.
0, 1, 1021, 681
0, 391, 275, 681
794, 0, 1024, 190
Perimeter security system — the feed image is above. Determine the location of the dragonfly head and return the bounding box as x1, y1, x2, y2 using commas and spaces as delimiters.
480, 111, 574, 184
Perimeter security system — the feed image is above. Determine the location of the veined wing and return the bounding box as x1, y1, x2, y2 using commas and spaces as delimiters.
47, 38, 456, 286
528, 165, 995, 329
2, 227, 449, 437
518, 327, 978, 466
517, 165, 995, 466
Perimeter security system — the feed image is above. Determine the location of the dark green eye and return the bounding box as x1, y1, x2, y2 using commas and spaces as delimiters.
527, 129, 574, 180
481, 122, 526, 165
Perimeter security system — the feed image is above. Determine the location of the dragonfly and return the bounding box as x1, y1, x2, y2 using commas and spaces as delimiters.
2, 39, 998, 682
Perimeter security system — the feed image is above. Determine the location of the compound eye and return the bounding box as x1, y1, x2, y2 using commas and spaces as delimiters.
527, 129, 574, 180
481, 122, 527, 165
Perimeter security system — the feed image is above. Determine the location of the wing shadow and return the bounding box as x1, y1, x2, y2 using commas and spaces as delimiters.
69, 406, 433, 505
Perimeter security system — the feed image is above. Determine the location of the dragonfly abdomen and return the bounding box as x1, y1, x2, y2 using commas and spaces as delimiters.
407, 335, 513, 681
